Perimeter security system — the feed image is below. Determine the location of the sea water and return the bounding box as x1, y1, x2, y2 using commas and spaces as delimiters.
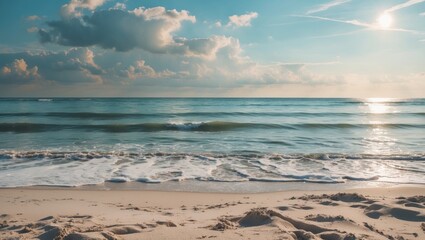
0, 98, 424, 187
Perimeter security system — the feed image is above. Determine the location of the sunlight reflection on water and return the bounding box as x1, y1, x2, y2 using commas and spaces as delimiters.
362, 98, 399, 155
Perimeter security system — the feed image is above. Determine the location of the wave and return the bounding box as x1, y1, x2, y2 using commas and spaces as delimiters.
2, 150, 425, 162
0, 121, 424, 133
1, 150, 424, 187
1, 111, 424, 120
0, 121, 284, 133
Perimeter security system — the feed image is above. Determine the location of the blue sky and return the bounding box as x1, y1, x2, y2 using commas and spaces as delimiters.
0, 0, 424, 97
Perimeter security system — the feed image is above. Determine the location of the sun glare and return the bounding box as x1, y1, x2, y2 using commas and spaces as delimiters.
365, 98, 391, 114
377, 12, 392, 29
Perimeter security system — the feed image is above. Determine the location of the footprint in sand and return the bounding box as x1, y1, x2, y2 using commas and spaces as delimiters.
37, 225, 70, 240
275, 206, 290, 211
156, 220, 178, 227
211, 208, 357, 240
197, 235, 217, 239
291, 204, 314, 210
319, 200, 339, 206
396, 196, 425, 209
108, 225, 143, 235
364, 203, 425, 222
38, 216, 55, 221
350, 204, 368, 209
59, 214, 92, 219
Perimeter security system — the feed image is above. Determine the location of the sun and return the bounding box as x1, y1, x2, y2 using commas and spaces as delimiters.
377, 13, 392, 29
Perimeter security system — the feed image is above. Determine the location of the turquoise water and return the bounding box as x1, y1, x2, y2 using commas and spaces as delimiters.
0, 98, 424, 187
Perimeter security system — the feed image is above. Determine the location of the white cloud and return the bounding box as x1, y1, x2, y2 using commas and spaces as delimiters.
307, 0, 351, 15
0, 48, 104, 84
172, 35, 239, 60
384, 0, 425, 13
40, 7, 237, 60
40, 6, 194, 52
227, 12, 258, 27
112, 2, 126, 10
1, 47, 423, 98
122, 60, 175, 80
0, 59, 40, 83
131, 7, 195, 22
61, 0, 106, 18
55, 48, 104, 83
420, 12, 425, 16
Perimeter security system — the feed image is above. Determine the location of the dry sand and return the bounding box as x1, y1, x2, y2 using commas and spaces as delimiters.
0, 185, 424, 239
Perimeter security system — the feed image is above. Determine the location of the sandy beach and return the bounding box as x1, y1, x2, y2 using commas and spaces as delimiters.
1, 185, 424, 239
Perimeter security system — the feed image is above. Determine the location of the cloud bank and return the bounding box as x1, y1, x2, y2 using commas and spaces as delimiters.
0, 59, 40, 83
39, 6, 239, 60
0, 48, 104, 84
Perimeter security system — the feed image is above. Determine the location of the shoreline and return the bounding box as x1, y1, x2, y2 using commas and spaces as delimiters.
1, 180, 422, 193
1, 185, 424, 239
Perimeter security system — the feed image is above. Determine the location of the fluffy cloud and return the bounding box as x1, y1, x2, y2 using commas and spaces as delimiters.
112, 2, 126, 10
61, 0, 106, 18
39, 7, 231, 59
1, 42, 325, 88
0, 59, 40, 83
121, 60, 175, 80
227, 12, 258, 27
172, 35, 240, 60
0, 48, 104, 84
1, 47, 421, 97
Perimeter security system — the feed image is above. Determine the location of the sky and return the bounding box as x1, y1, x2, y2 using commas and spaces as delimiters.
0, 0, 424, 97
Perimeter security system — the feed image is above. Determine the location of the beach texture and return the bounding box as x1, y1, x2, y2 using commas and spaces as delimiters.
1, 186, 424, 239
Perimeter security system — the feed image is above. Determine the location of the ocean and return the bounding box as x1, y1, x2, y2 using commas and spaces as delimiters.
0, 98, 424, 188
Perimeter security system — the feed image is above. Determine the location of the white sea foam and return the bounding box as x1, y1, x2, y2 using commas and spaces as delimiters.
0, 150, 424, 187
165, 122, 203, 130
0, 154, 119, 187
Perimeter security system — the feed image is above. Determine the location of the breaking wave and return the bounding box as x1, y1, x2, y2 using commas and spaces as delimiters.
0, 150, 424, 187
